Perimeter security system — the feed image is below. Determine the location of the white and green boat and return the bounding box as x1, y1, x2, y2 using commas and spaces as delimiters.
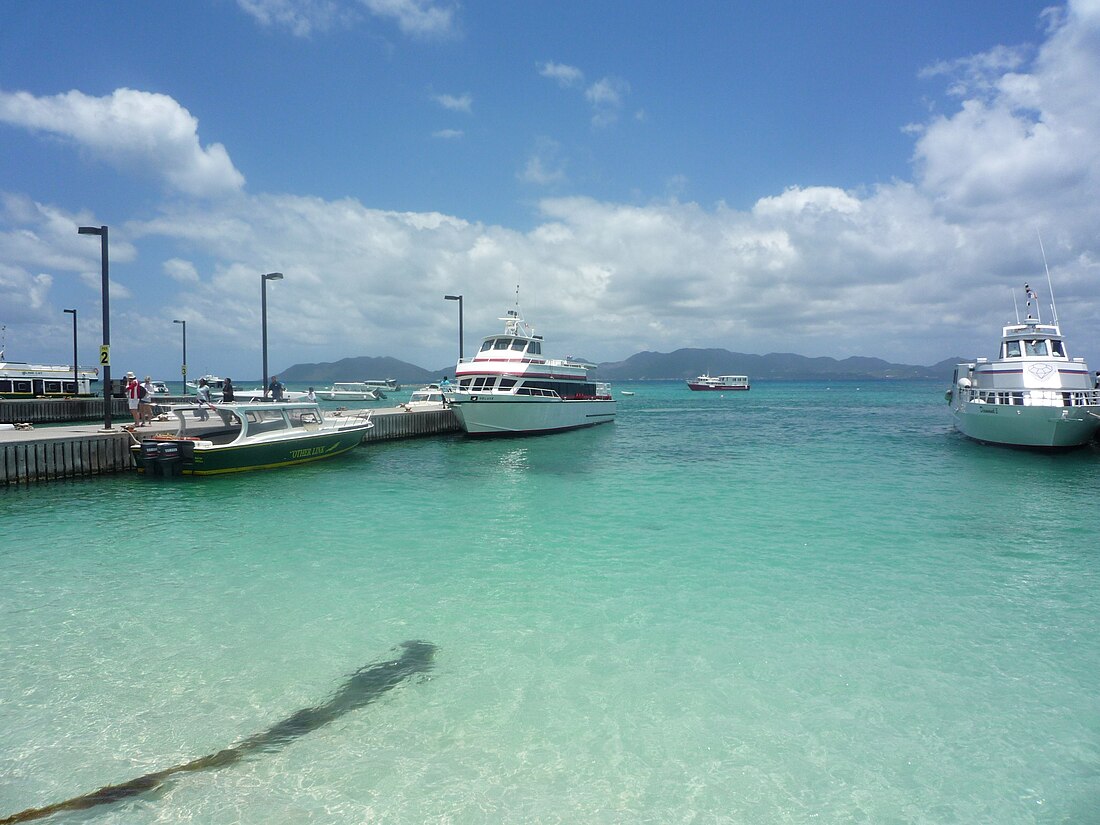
133, 401, 373, 476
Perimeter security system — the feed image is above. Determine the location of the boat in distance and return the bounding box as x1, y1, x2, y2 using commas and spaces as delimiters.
447, 308, 616, 436
132, 401, 373, 476
947, 283, 1100, 448
686, 374, 750, 391
321, 382, 385, 401
0, 360, 98, 398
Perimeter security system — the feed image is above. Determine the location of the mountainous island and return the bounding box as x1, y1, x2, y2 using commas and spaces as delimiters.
278, 349, 965, 384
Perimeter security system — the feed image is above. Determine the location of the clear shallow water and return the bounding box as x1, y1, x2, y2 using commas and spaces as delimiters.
2, 381, 1099, 823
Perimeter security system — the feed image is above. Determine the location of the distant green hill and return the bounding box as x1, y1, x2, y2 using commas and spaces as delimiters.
594, 349, 966, 381
278, 350, 967, 384
278, 356, 442, 385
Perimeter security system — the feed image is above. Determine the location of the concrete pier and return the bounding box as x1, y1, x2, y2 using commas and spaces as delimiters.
1, 406, 460, 486
361, 407, 460, 442
0, 397, 130, 424
0, 426, 135, 487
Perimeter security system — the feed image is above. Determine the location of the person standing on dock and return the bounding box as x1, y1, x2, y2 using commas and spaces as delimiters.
140, 376, 155, 425
195, 377, 212, 421
222, 377, 235, 402
305, 387, 317, 402
269, 376, 285, 401
125, 371, 142, 427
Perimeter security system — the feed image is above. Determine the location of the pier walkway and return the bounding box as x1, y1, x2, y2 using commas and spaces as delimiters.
0, 406, 459, 487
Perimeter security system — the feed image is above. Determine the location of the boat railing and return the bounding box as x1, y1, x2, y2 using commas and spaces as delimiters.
330, 409, 373, 429
513, 386, 561, 398
956, 386, 1100, 407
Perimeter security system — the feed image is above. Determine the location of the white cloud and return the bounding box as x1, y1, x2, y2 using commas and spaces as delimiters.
5, 2, 1100, 372
164, 258, 200, 284
237, 0, 346, 36
360, 0, 456, 38
585, 77, 630, 127
433, 128, 464, 139
238, 0, 456, 38
539, 62, 585, 87
0, 88, 245, 197
519, 139, 566, 186
539, 62, 633, 127
432, 92, 472, 113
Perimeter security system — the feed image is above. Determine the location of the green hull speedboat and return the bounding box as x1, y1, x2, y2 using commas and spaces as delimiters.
132, 402, 373, 476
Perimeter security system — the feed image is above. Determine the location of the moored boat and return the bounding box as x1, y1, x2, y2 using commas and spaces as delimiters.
321, 382, 384, 401
686, 374, 750, 391
401, 384, 449, 410
132, 401, 373, 476
447, 308, 616, 435
0, 361, 98, 398
185, 374, 227, 391
947, 283, 1100, 448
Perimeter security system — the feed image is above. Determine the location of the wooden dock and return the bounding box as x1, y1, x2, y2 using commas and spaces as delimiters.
0, 406, 460, 486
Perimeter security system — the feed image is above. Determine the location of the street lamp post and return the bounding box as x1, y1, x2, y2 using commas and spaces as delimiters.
78, 225, 111, 429
444, 294, 464, 362
63, 308, 77, 393
173, 319, 187, 395
261, 272, 284, 398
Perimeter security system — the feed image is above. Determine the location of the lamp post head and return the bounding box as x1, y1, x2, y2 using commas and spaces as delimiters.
173, 319, 185, 325
77, 226, 105, 236
263, 271, 284, 281
64, 308, 76, 315
445, 294, 462, 301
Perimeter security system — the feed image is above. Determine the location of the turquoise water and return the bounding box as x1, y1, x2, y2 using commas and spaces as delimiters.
2, 381, 1099, 823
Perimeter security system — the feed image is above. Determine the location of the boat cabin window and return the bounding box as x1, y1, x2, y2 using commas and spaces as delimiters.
510, 339, 526, 351
499, 378, 517, 390
493, 338, 511, 351
0, 380, 11, 393
245, 408, 290, 434
459, 377, 473, 389
63, 381, 77, 394
470, 376, 497, 391
288, 408, 321, 427
1004, 341, 1021, 358
1052, 340, 1066, 357
1024, 340, 1048, 356
528, 341, 541, 355
479, 340, 493, 353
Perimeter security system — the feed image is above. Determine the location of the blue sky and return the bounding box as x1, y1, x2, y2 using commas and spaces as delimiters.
2, 0, 1098, 379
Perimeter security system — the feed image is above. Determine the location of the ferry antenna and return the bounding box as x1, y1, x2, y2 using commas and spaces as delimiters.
1037, 230, 1059, 323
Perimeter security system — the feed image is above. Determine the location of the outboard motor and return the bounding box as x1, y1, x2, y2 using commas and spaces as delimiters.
140, 440, 164, 477
156, 440, 184, 477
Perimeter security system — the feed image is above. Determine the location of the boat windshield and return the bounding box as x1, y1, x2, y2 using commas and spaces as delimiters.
1024, 340, 1049, 356
245, 408, 289, 434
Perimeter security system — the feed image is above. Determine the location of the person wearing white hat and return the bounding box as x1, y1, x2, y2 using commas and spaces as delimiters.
124, 371, 142, 427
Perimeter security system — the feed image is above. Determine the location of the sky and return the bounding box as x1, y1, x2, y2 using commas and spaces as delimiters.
2, 0, 1099, 380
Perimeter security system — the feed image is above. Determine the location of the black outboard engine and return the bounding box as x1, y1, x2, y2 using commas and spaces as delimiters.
156, 440, 183, 476
139, 439, 185, 477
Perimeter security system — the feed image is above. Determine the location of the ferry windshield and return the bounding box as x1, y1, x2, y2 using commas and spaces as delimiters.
1005, 341, 1021, 358
1025, 340, 1049, 356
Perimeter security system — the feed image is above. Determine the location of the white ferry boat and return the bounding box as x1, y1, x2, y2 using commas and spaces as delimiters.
186, 374, 227, 391
948, 283, 1100, 448
686, 374, 750, 391
447, 309, 616, 436
0, 361, 98, 398
321, 382, 384, 401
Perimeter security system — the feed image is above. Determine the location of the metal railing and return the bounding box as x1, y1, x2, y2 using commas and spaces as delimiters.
955, 387, 1100, 407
